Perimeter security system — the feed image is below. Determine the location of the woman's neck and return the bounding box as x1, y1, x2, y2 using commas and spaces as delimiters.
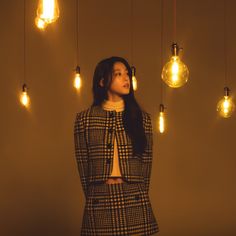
102, 98, 125, 112
106, 92, 123, 102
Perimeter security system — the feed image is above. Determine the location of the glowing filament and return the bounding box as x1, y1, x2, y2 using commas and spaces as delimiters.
132, 75, 137, 91
74, 72, 82, 90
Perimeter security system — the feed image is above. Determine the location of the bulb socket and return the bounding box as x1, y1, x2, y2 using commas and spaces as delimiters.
22, 83, 28, 92
131, 66, 136, 76
224, 86, 230, 96
171, 43, 180, 56
76, 66, 80, 74
159, 104, 165, 112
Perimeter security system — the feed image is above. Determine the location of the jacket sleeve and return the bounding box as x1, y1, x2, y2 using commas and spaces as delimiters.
142, 112, 153, 194
74, 112, 88, 198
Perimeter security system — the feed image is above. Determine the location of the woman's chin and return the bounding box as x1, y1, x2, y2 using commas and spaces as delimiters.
121, 91, 130, 95
121, 89, 130, 94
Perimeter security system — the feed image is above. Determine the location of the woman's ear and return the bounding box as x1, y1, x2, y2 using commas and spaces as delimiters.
99, 78, 104, 87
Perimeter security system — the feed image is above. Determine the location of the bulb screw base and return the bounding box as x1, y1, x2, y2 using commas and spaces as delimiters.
159, 104, 165, 112
171, 42, 184, 56
22, 83, 28, 92
131, 66, 136, 76
171, 43, 179, 56
224, 86, 230, 96
76, 66, 80, 74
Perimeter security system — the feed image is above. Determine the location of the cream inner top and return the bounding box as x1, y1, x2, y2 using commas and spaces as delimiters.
101, 99, 124, 177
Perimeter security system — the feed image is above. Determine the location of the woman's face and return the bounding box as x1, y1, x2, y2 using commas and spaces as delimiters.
108, 62, 131, 96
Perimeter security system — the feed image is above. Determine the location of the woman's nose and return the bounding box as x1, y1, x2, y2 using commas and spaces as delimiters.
124, 74, 129, 81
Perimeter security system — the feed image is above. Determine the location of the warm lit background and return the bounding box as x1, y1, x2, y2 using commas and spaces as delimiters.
1, 0, 236, 236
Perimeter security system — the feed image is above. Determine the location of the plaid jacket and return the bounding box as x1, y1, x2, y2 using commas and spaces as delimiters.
74, 104, 153, 197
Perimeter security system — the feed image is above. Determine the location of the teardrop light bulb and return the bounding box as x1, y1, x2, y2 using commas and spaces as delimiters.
73, 66, 82, 90
20, 83, 30, 107
131, 66, 137, 91
158, 104, 166, 133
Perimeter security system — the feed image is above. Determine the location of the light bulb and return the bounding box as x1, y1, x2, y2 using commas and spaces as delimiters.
36, 0, 59, 24
20, 84, 30, 107
158, 104, 165, 133
132, 75, 137, 91
217, 87, 235, 118
162, 43, 189, 88
73, 66, 82, 90
35, 16, 48, 30
131, 66, 137, 91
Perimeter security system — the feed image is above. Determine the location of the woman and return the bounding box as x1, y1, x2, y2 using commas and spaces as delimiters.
74, 56, 159, 235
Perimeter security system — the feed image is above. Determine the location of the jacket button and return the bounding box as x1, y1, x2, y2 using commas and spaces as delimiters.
108, 127, 113, 133
109, 112, 114, 118
92, 198, 99, 204
106, 159, 111, 164
134, 194, 140, 200
107, 143, 112, 149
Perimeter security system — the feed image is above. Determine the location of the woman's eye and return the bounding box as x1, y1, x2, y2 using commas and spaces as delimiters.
113, 71, 128, 77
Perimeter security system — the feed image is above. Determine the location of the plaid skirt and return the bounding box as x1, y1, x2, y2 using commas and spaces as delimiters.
81, 181, 159, 235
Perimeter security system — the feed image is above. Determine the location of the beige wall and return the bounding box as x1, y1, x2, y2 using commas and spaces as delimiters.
0, 0, 236, 235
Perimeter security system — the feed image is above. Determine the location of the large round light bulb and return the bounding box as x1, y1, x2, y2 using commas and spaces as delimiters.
162, 43, 189, 88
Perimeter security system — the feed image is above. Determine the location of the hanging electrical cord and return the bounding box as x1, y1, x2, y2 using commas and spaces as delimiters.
173, 0, 177, 43
160, 0, 164, 103
223, 0, 227, 86
161, 0, 189, 88
130, 0, 134, 66
216, 0, 235, 118
130, 0, 137, 91
158, 0, 166, 134
20, 0, 30, 108
76, 0, 79, 65
73, 0, 82, 91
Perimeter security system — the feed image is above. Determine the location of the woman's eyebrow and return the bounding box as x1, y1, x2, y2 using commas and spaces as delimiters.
113, 68, 128, 72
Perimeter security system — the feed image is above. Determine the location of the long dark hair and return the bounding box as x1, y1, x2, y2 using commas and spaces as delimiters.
91, 56, 147, 156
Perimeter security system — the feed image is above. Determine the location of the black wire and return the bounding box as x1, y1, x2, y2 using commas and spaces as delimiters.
173, 0, 177, 43
160, 0, 164, 103
76, 0, 79, 65
23, 0, 26, 84
223, 0, 227, 86
131, 0, 134, 65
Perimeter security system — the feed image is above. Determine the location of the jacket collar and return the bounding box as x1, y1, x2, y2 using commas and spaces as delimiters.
91, 104, 125, 116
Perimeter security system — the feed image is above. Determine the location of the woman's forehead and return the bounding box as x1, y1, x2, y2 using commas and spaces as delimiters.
113, 62, 127, 71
